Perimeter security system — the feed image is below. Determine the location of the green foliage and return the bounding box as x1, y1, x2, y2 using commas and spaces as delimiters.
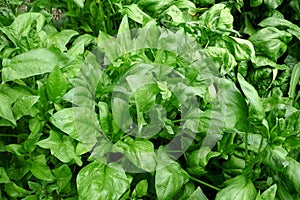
0, 0, 300, 199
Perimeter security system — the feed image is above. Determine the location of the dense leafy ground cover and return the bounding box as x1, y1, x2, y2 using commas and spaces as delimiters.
0, 0, 300, 199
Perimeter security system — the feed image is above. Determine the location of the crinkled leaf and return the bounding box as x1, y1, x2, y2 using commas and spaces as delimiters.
37, 130, 82, 166
217, 36, 255, 61
205, 47, 237, 75
77, 161, 131, 200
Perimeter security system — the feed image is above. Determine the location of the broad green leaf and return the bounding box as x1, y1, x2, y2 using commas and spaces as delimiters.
115, 137, 156, 172
121, 4, 153, 25
288, 62, 300, 99
46, 66, 68, 102
199, 4, 234, 31
217, 36, 255, 61
50, 107, 100, 144
256, 184, 277, 200
30, 155, 55, 182
155, 149, 189, 200
165, 5, 185, 25
132, 179, 148, 198
250, 0, 262, 7
12, 95, 39, 120
1, 13, 45, 38
0, 167, 10, 183
68, 34, 96, 57
217, 78, 248, 131
264, 0, 284, 9
4, 182, 30, 198
215, 175, 257, 200
47, 29, 79, 52
117, 15, 131, 53
187, 187, 209, 200
261, 145, 288, 171
2, 48, 74, 82
238, 74, 265, 121
77, 161, 131, 200
0, 93, 16, 126
52, 164, 72, 193
72, 0, 85, 8
63, 86, 95, 108
37, 130, 82, 166
249, 27, 292, 61
283, 157, 300, 193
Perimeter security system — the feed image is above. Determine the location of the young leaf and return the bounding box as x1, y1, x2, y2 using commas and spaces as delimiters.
52, 164, 72, 193
12, 95, 39, 120
77, 161, 131, 200
46, 66, 68, 102
288, 62, 300, 99
238, 74, 265, 121
37, 130, 82, 166
29, 155, 55, 182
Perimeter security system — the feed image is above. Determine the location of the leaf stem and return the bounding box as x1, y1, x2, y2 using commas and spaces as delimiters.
0, 134, 18, 137
189, 175, 221, 191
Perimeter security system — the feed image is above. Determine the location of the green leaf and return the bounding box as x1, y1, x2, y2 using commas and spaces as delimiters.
250, 0, 262, 7
1, 13, 45, 39
2, 48, 74, 82
37, 130, 82, 166
0, 93, 16, 126
46, 66, 68, 102
50, 107, 100, 144
52, 164, 72, 193
164, 5, 185, 25
249, 27, 292, 61
288, 62, 300, 99
217, 36, 255, 61
121, 4, 153, 25
258, 184, 277, 200
215, 175, 257, 200
205, 47, 237, 75
77, 161, 131, 200
115, 137, 156, 172
238, 74, 265, 121
264, 0, 284, 9
0, 167, 10, 183
12, 95, 39, 120
30, 155, 55, 182
187, 187, 209, 200
155, 149, 189, 200
72, 0, 85, 8
132, 179, 148, 198
47, 29, 79, 52
4, 182, 30, 198
283, 157, 300, 193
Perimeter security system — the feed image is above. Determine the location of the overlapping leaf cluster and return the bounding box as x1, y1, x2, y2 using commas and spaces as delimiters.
0, 0, 300, 199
